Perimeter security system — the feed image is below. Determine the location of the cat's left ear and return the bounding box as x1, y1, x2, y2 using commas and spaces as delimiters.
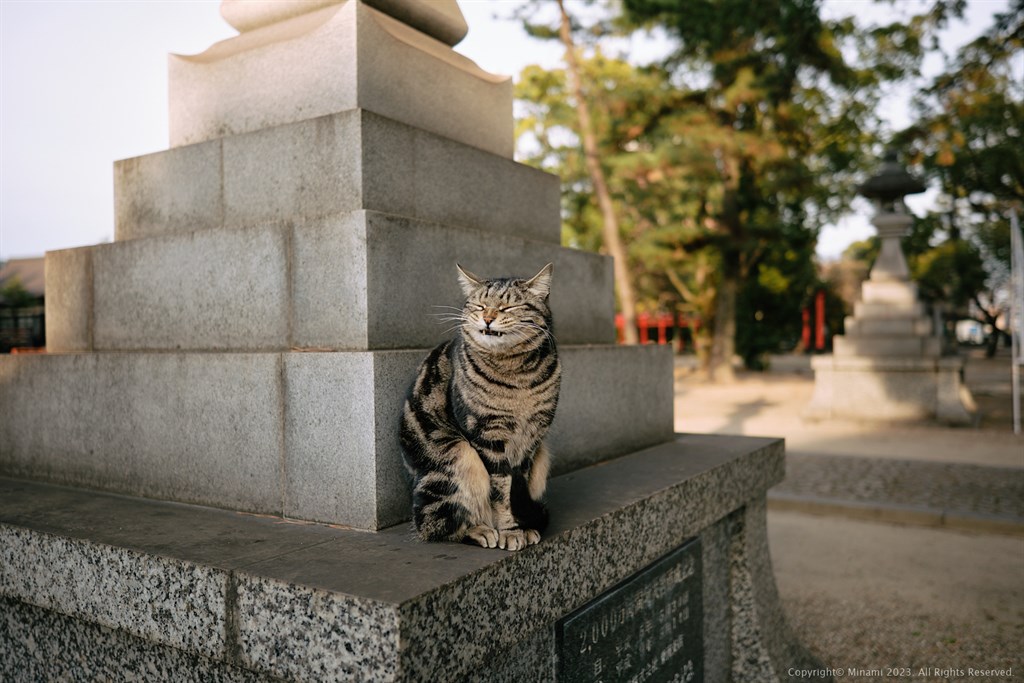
525, 263, 553, 299
457, 263, 485, 297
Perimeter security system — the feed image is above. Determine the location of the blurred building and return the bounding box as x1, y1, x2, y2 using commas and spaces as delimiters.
0, 257, 45, 352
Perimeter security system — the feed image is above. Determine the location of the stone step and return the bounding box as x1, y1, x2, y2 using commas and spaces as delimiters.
116, 108, 559, 245
843, 316, 932, 337
168, 0, 513, 157
853, 300, 927, 320
46, 210, 614, 354
833, 335, 942, 359
806, 355, 975, 424
0, 344, 673, 531
860, 280, 919, 305
0, 435, 790, 682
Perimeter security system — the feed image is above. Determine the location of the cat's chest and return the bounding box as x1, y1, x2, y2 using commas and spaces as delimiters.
451, 382, 539, 458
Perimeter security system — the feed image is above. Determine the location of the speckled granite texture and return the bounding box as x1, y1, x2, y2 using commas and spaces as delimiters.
1, 597, 274, 683
0, 435, 817, 681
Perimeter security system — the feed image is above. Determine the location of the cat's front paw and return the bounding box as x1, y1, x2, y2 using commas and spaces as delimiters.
498, 529, 541, 551
464, 525, 499, 549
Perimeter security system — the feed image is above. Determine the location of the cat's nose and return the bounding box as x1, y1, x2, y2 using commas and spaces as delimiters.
483, 314, 496, 325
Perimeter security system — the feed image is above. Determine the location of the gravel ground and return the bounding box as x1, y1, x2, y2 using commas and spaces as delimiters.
769, 512, 1024, 683
673, 351, 1023, 682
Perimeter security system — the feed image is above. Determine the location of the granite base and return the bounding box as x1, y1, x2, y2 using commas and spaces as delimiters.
1, 435, 820, 682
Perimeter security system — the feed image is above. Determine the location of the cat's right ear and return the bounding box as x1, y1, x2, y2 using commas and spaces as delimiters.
456, 264, 484, 297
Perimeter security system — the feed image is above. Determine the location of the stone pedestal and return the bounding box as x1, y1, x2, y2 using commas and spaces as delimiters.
806, 209, 976, 425
1, 436, 819, 682
1, 1, 671, 531
0, 2, 819, 679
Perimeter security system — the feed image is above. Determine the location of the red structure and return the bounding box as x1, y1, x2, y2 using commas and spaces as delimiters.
800, 291, 827, 352
814, 290, 826, 351
615, 313, 698, 352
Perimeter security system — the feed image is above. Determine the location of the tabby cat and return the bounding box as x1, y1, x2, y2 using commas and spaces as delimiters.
400, 263, 561, 551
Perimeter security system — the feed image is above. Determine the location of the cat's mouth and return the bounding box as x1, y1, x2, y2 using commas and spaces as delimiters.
480, 329, 505, 337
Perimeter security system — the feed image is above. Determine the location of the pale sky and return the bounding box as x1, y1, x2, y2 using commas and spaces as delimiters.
0, 0, 1010, 263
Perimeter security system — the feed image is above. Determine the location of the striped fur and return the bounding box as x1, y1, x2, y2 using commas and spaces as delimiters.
400, 264, 561, 551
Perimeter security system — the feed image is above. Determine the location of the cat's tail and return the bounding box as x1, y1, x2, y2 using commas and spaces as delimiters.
510, 473, 550, 533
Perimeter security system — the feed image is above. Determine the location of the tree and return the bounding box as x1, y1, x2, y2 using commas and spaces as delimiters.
617, 0, 928, 378
515, 1, 641, 343
896, 0, 1023, 356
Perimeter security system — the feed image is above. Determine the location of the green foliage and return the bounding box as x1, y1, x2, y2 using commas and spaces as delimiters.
512, 0, 1014, 369
910, 240, 988, 310
0, 277, 36, 308
891, 1, 1021, 345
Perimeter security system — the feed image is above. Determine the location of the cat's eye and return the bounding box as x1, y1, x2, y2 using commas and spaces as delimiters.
501, 304, 524, 311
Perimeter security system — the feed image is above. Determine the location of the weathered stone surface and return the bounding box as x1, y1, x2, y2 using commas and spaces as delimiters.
81, 211, 613, 352
833, 335, 942, 359
116, 110, 559, 244
805, 355, 975, 425
861, 280, 919, 305
114, 138, 223, 240
43, 248, 92, 353
0, 345, 672, 529
843, 317, 932, 337
853, 300, 928, 319
0, 434, 798, 681
2, 598, 272, 683
168, 1, 511, 156
93, 223, 290, 352
549, 344, 674, 473
0, 352, 285, 514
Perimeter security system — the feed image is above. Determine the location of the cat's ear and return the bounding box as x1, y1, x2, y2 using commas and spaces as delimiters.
525, 263, 553, 299
456, 263, 484, 297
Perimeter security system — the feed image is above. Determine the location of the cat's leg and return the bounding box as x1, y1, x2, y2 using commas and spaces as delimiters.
489, 472, 549, 551
526, 442, 551, 501
450, 441, 498, 548
486, 474, 526, 551
412, 441, 497, 547
500, 444, 550, 548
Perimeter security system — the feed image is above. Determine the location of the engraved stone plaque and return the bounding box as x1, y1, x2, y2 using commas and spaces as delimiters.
556, 539, 703, 683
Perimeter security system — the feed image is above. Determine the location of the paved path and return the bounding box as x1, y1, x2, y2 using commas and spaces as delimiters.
673, 349, 1023, 681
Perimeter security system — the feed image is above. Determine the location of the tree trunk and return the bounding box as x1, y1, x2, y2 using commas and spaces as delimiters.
556, 0, 639, 345
708, 272, 737, 382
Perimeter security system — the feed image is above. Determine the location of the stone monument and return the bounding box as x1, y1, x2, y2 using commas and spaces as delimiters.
806, 151, 977, 424
1, 2, 820, 679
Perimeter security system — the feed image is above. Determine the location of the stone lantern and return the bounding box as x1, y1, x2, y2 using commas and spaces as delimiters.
858, 149, 926, 281
805, 151, 976, 424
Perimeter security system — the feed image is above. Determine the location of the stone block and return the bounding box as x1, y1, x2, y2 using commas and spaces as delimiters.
94, 211, 614, 352
92, 223, 290, 351
0, 434, 802, 681
861, 280, 919, 305
833, 335, 941, 359
843, 316, 932, 337
853, 300, 926, 319
0, 352, 284, 514
114, 140, 223, 241
168, 1, 512, 157
548, 344, 674, 473
115, 110, 560, 244
0, 345, 673, 529
282, 351, 422, 529
0, 527, 229, 660
44, 248, 93, 352
356, 212, 615, 349
2, 598, 271, 683
805, 355, 976, 424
